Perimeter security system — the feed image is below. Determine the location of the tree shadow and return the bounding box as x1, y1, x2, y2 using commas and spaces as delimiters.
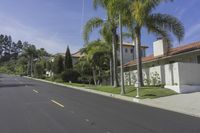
0, 83, 34, 88
143, 94, 157, 97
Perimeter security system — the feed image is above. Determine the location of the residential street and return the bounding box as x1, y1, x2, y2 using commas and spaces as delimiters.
0, 74, 200, 133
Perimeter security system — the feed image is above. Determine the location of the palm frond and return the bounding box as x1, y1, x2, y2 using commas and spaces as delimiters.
144, 0, 173, 12
83, 17, 104, 43
100, 22, 112, 44
93, 0, 108, 9
146, 21, 172, 45
149, 13, 185, 42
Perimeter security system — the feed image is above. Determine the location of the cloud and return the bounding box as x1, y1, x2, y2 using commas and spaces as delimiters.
0, 13, 73, 54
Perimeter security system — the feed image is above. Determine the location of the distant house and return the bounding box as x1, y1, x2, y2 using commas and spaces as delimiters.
71, 51, 84, 65
117, 42, 148, 64
70, 42, 148, 65
123, 39, 200, 93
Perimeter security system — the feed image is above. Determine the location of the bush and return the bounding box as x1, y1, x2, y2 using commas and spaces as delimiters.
34, 63, 44, 78
52, 74, 61, 81
61, 69, 80, 83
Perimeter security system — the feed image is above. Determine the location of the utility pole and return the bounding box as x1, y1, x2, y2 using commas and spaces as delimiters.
119, 13, 125, 95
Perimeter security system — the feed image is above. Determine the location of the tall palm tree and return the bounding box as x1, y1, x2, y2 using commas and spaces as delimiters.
83, 16, 120, 87
92, 0, 122, 88
84, 0, 130, 88
130, 0, 185, 87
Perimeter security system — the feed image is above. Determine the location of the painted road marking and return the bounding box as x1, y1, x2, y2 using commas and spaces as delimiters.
51, 100, 64, 108
33, 89, 39, 93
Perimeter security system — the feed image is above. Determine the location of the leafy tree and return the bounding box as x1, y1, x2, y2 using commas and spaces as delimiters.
75, 57, 93, 84
80, 40, 111, 85
21, 42, 37, 76
0, 34, 50, 76
34, 62, 44, 78
61, 69, 80, 83
46, 61, 52, 71
64, 46, 73, 69
53, 55, 64, 74
37, 48, 49, 58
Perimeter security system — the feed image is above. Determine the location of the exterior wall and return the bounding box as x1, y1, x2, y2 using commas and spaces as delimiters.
123, 62, 200, 93
123, 65, 164, 86
165, 63, 200, 93
178, 63, 200, 85
163, 63, 180, 86
117, 45, 147, 64
120, 46, 134, 64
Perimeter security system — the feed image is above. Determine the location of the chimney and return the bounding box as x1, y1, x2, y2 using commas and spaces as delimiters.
153, 39, 169, 57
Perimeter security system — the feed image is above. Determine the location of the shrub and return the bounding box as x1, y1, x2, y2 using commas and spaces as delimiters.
61, 69, 80, 83
34, 63, 44, 78
52, 74, 61, 81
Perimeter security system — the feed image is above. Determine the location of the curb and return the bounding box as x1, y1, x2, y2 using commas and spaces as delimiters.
24, 76, 200, 118
24, 76, 141, 103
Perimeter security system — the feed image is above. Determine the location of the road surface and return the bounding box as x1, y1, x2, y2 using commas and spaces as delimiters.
0, 74, 199, 133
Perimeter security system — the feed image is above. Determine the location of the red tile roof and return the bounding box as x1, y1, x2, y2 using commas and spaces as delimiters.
72, 51, 84, 58
124, 41, 200, 67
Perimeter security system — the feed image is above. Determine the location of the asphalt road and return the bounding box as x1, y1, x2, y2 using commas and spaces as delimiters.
0, 74, 200, 133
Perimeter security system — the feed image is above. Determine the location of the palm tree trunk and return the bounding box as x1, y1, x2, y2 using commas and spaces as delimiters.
110, 58, 114, 86
112, 28, 119, 87
135, 26, 143, 87
119, 13, 125, 94
92, 66, 97, 85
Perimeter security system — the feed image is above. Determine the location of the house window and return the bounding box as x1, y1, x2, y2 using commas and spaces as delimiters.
125, 48, 128, 53
197, 55, 200, 64
130, 48, 133, 53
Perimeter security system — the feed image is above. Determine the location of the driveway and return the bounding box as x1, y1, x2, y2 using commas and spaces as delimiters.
141, 92, 200, 118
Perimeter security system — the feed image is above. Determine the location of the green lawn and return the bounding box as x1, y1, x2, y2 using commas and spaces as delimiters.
44, 78, 177, 99
62, 82, 177, 99
88, 86, 176, 99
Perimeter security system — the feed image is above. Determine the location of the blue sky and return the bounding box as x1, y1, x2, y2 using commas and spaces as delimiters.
0, 0, 200, 55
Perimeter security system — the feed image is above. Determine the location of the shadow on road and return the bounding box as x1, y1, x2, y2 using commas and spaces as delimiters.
0, 83, 34, 88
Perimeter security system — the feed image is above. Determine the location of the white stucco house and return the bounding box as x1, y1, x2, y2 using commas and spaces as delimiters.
70, 42, 148, 65
123, 39, 200, 93
117, 42, 148, 64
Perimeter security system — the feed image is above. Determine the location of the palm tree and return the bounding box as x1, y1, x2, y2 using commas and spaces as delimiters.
83, 16, 120, 87
85, 0, 121, 88
130, 0, 185, 87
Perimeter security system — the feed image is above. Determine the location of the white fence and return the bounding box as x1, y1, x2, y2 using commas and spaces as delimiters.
124, 62, 200, 93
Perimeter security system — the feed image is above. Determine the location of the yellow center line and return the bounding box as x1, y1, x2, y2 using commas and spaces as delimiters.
51, 100, 64, 108
33, 89, 39, 93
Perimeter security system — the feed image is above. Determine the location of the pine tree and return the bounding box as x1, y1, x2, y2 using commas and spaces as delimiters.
64, 46, 73, 69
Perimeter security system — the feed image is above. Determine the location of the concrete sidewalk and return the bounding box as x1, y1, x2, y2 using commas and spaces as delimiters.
25, 76, 200, 118
141, 93, 200, 118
